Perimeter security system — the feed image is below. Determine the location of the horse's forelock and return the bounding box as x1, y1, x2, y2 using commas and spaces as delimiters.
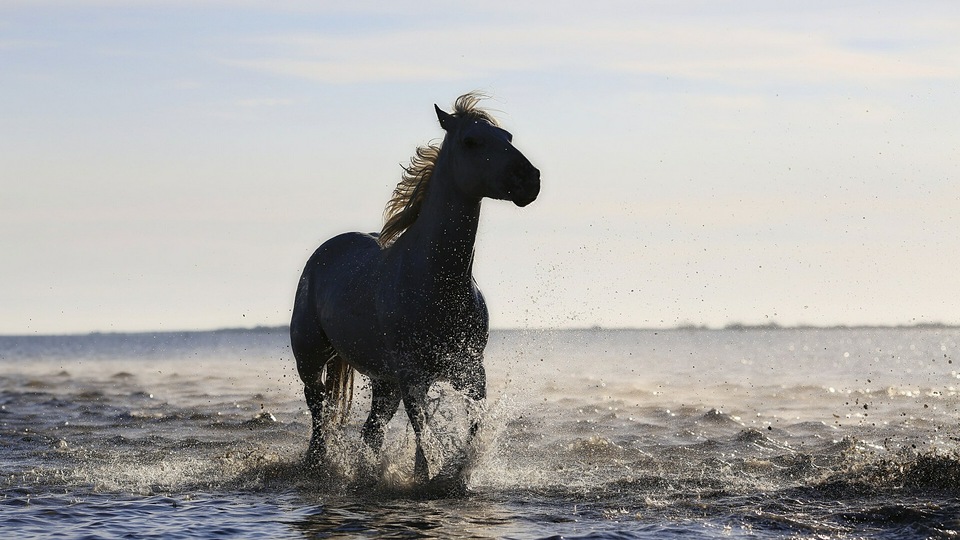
453, 92, 500, 127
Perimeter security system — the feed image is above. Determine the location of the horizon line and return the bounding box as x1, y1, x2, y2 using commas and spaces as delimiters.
2, 321, 958, 338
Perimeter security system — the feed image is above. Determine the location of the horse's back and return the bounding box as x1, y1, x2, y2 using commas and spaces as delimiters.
305, 231, 380, 277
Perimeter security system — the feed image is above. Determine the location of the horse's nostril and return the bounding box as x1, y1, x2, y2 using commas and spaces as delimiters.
513, 161, 537, 181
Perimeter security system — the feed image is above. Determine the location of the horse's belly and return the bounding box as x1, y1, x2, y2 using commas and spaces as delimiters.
322, 319, 390, 378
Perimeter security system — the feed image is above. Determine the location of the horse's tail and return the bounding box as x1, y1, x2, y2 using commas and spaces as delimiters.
324, 354, 354, 426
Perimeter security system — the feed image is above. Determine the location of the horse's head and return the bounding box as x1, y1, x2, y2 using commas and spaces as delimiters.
435, 104, 541, 207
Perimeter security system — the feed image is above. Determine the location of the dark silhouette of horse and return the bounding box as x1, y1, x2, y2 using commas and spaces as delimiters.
290, 93, 540, 485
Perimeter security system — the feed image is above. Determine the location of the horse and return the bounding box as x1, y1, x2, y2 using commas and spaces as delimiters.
290, 93, 541, 485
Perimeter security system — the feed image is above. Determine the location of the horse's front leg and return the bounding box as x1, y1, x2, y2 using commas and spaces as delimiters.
401, 385, 431, 483
451, 362, 487, 439
360, 378, 402, 453
407, 363, 486, 495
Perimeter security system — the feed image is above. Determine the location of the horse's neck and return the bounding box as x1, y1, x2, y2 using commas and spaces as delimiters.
397, 165, 481, 285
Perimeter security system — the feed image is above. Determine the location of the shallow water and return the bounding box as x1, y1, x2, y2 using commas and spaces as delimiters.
2, 327, 959, 538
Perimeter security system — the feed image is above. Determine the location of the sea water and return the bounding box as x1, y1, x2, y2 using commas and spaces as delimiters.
1, 327, 958, 538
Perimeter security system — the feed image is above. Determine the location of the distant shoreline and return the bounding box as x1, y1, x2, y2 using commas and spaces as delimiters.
2, 322, 958, 339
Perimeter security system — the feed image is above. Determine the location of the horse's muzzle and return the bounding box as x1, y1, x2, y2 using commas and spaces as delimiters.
509, 165, 541, 207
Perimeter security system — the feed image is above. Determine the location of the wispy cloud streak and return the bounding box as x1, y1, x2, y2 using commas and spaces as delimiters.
221, 19, 960, 86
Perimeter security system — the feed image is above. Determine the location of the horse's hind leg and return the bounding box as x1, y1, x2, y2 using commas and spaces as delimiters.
360, 378, 402, 453
291, 326, 335, 468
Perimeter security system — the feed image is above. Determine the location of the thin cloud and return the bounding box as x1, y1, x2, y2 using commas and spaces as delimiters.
224, 57, 467, 85
606, 25, 958, 84
222, 21, 960, 87
234, 97, 294, 107
0, 38, 57, 50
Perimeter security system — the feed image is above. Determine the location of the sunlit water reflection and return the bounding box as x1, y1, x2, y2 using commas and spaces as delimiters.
2, 328, 959, 538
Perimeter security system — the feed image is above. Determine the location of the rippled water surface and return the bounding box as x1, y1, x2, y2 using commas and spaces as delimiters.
2, 327, 959, 538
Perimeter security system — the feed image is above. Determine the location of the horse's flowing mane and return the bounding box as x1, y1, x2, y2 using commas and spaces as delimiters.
378, 92, 500, 248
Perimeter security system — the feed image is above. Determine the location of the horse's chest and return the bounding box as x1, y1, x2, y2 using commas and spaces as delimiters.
383, 287, 482, 333
382, 294, 485, 366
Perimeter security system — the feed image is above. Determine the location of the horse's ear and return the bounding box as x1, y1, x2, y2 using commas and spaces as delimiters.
435, 104, 455, 131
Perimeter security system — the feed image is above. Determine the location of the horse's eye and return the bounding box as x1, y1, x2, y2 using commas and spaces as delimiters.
463, 136, 482, 149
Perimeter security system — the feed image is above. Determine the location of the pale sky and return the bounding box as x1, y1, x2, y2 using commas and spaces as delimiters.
2, 1, 959, 334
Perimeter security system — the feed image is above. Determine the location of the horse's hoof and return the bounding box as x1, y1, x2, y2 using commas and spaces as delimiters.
419, 473, 468, 498
304, 445, 325, 470
414, 471, 430, 486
